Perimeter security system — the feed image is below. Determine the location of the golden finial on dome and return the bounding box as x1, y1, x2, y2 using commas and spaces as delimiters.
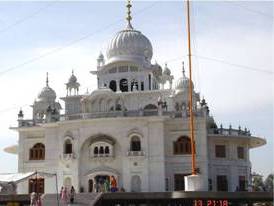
126, 0, 133, 29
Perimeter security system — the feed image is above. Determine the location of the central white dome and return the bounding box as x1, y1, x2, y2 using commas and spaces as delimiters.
106, 26, 153, 63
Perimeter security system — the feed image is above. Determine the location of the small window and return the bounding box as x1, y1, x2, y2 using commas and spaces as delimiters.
99, 146, 104, 154
215, 145, 226, 158
64, 139, 72, 154
131, 136, 141, 151
105, 146, 110, 154
94, 147, 99, 155
173, 136, 192, 155
237, 146, 244, 159
29, 143, 45, 160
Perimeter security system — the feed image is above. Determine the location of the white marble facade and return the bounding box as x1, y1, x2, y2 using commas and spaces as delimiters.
13, 4, 266, 194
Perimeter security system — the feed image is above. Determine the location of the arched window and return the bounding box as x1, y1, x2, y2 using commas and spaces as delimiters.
64, 139, 72, 154
109, 80, 117, 92
130, 136, 141, 151
173, 136, 192, 155
94, 147, 99, 156
29, 143, 45, 160
105, 146, 110, 155
120, 79, 128, 92
99, 146, 104, 154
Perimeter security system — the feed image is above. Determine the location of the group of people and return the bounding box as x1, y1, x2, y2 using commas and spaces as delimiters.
60, 185, 75, 204
93, 175, 123, 193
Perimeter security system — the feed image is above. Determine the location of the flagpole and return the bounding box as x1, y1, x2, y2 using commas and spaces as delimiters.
186, 0, 197, 175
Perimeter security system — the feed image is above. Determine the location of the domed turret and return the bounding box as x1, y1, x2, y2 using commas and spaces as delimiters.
38, 73, 56, 102
66, 70, 80, 96
97, 52, 105, 68
68, 71, 77, 84
163, 63, 171, 76
175, 62, 193, 91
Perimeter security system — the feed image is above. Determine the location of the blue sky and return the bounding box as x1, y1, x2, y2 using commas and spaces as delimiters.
0, 1, 273, 178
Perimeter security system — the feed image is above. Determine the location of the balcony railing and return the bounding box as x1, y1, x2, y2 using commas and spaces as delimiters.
17, 109, 206, 127
208, 128, 251, 136
127, 150, 145, 156
62, 153, 76, 160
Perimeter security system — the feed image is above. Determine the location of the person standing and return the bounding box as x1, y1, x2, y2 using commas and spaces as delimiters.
61, 186, 68, 204
70, 186, 75, 204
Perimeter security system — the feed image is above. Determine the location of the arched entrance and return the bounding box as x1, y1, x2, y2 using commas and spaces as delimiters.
87, 172, 119, 193
79, 134, 119, 193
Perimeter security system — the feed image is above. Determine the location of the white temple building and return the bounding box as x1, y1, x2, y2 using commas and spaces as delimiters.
8, 1, 266, 194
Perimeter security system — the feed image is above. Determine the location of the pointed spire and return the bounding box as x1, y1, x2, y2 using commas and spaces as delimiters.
126, 0, 133, 29
182, 61, 186, 77
72, 70, 74, 75
46, 72, 49, 87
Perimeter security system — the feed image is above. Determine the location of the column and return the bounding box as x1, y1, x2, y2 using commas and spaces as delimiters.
116, 79, 120, 91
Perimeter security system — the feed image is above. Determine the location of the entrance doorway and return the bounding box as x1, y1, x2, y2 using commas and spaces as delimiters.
174, 174, 190, 191
88, 179, 93, 192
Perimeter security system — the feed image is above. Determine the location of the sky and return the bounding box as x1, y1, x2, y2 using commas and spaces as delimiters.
0, 1, 273, 178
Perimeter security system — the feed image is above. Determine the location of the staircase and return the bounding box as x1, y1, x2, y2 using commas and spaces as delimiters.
42, 193, 102, 206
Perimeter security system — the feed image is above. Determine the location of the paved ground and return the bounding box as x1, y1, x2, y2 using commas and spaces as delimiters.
42, 193, 102, 206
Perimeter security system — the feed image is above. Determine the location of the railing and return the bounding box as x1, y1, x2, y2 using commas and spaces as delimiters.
208, 128, 251, 136
92, 154, 113, 158
62, 153, 76, 160
18, 109, 206, 127
127, 150, 145, 156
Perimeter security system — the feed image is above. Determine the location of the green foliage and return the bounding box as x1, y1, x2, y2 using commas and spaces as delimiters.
264, 174, 273, 192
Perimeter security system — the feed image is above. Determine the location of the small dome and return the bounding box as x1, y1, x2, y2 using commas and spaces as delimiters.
68, 71, 77, 84
38, 73, 56, 102
38, 86, 56, 102
163, 64, 171, 76
106, 26, 153, 64
175, 72, 193, 91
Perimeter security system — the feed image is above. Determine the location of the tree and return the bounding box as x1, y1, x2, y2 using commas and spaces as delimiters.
252, 173, 265, 191
264, 174, 273, 192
